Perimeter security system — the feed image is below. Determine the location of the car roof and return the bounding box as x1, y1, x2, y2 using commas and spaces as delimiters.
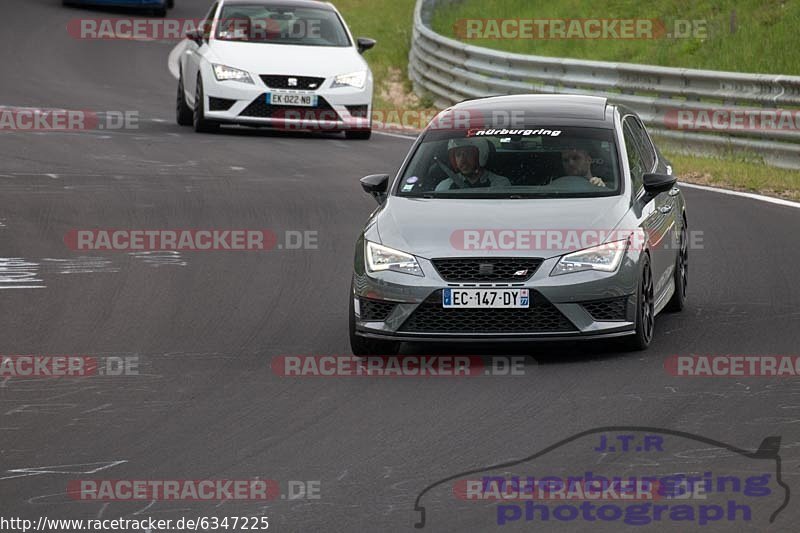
221, 0, 335, 10
447, 94, 613, 124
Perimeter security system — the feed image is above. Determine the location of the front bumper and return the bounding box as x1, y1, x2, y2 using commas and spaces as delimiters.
200, 67, 373, 132
352, 249, 641, 342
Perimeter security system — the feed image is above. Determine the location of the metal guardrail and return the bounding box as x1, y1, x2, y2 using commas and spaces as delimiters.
408, 0, 800, 169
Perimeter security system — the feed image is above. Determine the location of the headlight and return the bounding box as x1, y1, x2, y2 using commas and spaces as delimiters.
551, 240, 628, 276
332, 71, 367, 89
366, 241, 423, 277
212, 64, 253, 84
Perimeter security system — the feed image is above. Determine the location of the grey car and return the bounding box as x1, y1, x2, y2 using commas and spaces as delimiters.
350, 95, 688, 354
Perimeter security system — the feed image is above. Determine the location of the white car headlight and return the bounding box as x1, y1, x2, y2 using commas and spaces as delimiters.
366, 241, 423, 277
551, 240, 628, 276
212, 64, 254, 84
332, 71, 367, 89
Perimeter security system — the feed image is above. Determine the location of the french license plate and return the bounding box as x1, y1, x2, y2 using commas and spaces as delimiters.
443, 288, 529, 308
266, 92, 318, 107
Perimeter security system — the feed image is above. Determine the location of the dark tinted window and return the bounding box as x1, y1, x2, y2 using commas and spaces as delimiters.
622, 117, 654, 194
626, 116, 656, 170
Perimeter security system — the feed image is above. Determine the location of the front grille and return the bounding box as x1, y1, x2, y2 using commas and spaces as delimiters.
432, 258, 543, 282
345, 105, 369, 118
209, 97, 236, 111
580, 297, 629, 321
260, 75, 325, 90
399, 290, 576, 334
359, 298, 396, 321
239, 95, 340, 122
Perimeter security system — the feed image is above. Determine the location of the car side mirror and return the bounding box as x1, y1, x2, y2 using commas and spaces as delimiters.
186, 29, 205, 45
643, 173, 677, 196
360, 173, 390, 204
357, 37, 376, 54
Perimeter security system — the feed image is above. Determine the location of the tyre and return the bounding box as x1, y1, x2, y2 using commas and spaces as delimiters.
176, 72, 193, 126
345, 129, 372, 140
167, 0, 175, 8
665, 219, 688, 312
621, 253, 655, 351
348, 289, 399, 356
153, 6, 168, 17
193, 76, 219, 133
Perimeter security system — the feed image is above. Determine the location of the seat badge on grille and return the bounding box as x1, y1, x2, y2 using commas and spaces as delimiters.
288, 77, 298, 87
478, 263, 494, 275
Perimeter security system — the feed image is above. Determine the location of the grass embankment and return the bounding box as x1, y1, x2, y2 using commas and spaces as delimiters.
333, 0, 420, 111
431, 0, 800, 75
336, 0, 800, 201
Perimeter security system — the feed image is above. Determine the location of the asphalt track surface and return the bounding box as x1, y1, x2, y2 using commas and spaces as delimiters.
1, 1, 799, 532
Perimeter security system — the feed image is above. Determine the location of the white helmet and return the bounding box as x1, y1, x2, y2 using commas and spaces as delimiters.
448, 137, 490, 168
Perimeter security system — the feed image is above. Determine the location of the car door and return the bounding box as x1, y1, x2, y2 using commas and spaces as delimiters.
184, 2, 218, 105
632, 117, 681, 303
641, 120, 684, 254
622, 116, 675, 302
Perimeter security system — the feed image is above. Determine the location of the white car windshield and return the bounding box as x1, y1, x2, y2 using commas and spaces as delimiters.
215, 5, 351, 47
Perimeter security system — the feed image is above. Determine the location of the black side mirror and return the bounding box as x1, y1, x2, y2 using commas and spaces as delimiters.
186, 29, 205, 45
357, 37, 376, 54
360, 173, 390, 204
643, 173, 677, 196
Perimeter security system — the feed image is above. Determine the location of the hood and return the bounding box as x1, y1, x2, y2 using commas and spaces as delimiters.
207, 40, 367, 78
374, 196, 633, 259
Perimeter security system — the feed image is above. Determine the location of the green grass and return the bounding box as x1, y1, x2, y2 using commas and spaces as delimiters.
431, 0, 800, 75
332, 0, 418, 109
330, 0, 799, 201
664, 151, 800, 201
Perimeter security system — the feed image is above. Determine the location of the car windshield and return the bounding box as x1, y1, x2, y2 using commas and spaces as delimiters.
215, 5, 350, 46
396, 124, 621, 198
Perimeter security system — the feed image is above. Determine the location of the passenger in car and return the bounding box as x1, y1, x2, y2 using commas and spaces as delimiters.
435, 138, 511, 190
561, 144, 608, 188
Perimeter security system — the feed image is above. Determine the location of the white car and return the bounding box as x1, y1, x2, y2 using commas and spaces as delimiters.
176, 0, 375, 139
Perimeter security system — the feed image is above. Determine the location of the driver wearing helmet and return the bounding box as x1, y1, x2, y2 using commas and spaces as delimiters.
435, 137, 511, 191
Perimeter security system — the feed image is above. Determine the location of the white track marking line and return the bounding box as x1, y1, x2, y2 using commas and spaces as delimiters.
679, 182, 800, 209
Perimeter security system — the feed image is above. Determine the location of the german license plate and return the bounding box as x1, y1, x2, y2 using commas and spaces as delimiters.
442, 288, 529, 308
266, 92, 317, 106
